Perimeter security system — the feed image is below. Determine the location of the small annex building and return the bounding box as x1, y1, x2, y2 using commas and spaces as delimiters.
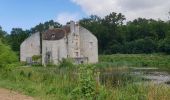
20, 21, 98, 65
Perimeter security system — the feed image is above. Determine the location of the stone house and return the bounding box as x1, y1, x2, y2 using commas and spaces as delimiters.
20, 21, 98, 65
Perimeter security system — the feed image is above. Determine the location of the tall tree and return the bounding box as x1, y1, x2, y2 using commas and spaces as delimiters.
0, 26, 8, 43
7, 28, 30, 52
30, 20, 62, 33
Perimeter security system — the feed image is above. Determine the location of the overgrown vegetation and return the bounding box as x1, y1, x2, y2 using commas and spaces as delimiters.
99, 54, 170, 69
71, 65, 97, 99
0, 67, 76, 100
59, 58, 74, 68
0, 64, 170, 100
0, 40, 18, 67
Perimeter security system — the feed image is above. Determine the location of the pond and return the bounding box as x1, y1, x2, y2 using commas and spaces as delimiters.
130, 67, 170, 85
99, 67, 170, 86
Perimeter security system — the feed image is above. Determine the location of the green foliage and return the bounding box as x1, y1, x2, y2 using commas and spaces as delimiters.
123, 38, 157, 54
32, 55, 39, 61
71, 65, 96, 99
30, 20, 62, 33
0, 62, 170, 100
0, 40, 18, 67
32, 55, 41, 61
0, 67, 76, 99
107, 83, 170, 100
159, 38, 170, 54
6, 28, 30, 52
59, 58, 74, 68
0, 26, 8, 43
45, 62, 57, 67
32, 55, 42, 66
99, 54, 170, 69
80, 15, 170, 54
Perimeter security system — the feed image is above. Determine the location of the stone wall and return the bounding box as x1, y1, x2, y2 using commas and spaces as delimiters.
20, 32, 40, 62
79, 26, 98, 63
42, 38, 67, 65
67, 21, 81, 58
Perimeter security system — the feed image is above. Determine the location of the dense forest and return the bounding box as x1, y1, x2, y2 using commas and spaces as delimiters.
80, 12, 170, 54
0, 12, 170, 57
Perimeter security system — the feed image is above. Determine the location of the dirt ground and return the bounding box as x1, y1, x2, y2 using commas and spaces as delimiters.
0, 88, 34, 100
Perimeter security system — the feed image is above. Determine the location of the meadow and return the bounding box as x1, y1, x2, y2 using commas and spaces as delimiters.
98, 54, 170, 69
0, 54, 170, 100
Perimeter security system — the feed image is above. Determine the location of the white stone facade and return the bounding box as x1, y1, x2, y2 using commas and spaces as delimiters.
20, 32, 40, 62
79, 26, 98, 63
20, 21, 98, 65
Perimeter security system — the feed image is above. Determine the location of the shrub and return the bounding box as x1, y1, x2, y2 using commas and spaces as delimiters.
71, 65, 96, 99
46, 62, 57, 67
109, 43, 123, 54
159, 38, 170, 54
32, 55, 42, 66
0, 40, 18, 67
32, 55, 41, 62
124, 38, 157, 53
59, 58, 74, 68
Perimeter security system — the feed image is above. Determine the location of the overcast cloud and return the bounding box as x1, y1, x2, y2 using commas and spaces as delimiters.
71, 0, 170, 21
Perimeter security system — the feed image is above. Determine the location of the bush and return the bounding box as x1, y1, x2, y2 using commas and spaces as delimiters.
71, 65, 96, 99
46, 62, 57, 67
109, 43, 123, 54
159, 38, 170, 54
0, 40, 18, 67
32, 55, 41, 62
123, 38, 157, 53
59, 58, 74, 68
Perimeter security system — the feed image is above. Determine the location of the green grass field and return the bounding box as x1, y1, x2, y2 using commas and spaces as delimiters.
99, 54, 170, 69
0, 54, 170, 100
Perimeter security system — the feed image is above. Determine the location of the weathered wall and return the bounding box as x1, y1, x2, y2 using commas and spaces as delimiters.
42, 38, 67, 65
79, 26, 98, 63
20, 32, 40, 62
67, 21, 81, 58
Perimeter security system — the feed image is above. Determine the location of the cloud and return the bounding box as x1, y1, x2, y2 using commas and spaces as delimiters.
71, 0, 118, 17
56, 12, 80, 25
71, 0, 170, 21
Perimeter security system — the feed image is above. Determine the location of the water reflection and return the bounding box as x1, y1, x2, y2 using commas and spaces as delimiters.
98, 67, 170, 86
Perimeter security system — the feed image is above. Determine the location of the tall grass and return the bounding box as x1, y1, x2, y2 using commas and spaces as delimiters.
105, 83, 170, 100
0, 54, 170, 100
99, 54, 170, 69
0, 66, 170, 100
0, 67, 77, 100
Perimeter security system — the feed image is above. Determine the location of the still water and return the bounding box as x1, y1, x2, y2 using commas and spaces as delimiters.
99, 67, 170, 86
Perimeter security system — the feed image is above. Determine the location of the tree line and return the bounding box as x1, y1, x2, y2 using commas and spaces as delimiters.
0, 12, 170, 55
79, 12, 170, 54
